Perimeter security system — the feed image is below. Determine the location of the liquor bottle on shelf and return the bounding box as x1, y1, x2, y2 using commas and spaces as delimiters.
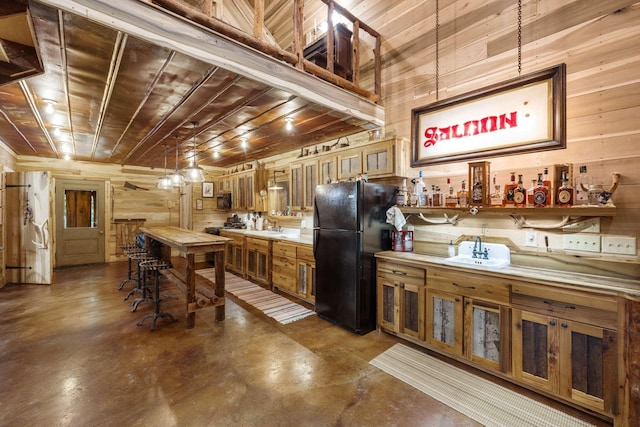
415, 171, 426, 207
397, 179, 407, 206
432, 186, 443, 207
533, 173, 550, 207
489, 173, 503, 207
457, 180, 469, 207
557, 171, 574, 207
471, 168, 483, 205
445, 178, 457, 207
513, 174, 527, 207
575, 165, 591, 205
503, 172, 517, 207
543, 167, 552, 191
527, 178, 537, 206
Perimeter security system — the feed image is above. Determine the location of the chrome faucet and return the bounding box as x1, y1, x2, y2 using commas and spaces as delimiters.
472, 236, 489, 259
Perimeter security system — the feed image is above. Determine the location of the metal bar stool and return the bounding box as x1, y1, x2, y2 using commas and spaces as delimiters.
123, 251, 156, 305
136, 259, 177, 331
118, 244, 147, 291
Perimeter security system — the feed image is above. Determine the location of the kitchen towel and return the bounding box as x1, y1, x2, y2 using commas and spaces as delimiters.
386, 206, 406, 231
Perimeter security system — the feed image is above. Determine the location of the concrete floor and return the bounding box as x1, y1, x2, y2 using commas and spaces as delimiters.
0, 261, 609, 426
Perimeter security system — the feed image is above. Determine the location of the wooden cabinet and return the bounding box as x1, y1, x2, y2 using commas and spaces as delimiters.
319, 155, 337, 185
246, 237, 271, 286
426, 269, 511, 372
218, 169, 267, 211
363, 142, 393, 178
272, 241, 297, 294
296, 245, 315, 303
272, 241, 315, 303
511, 284, 620, 414
220, 231, 245, 276
338, 150, 361, 180
377, 260, 426, 341
289, 160, 317, 211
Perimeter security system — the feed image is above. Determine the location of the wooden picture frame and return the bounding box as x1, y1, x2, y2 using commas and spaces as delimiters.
411, 64, 566, 166
202, 181, 214, 198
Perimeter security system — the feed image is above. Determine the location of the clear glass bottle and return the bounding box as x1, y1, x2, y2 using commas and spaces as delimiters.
457, 180, 468, 207
527, 178, 536, 206
575, 165, 591, 205
445, 178, 457, 207
415, 171, 426, 207
513, 174, 527, 207
533, 173, 550, 207
557, 171, 574, 207
397, 179, 407, 206
489, 173, 503, 207
432, 186, 443, 207
471, 167, 483, 205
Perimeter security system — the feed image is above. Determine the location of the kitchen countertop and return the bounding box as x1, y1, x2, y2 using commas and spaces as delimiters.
376, 250, 640, 298
218, 228, 313, 246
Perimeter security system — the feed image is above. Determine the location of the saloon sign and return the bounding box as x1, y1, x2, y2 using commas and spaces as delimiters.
411, 64, 566, 166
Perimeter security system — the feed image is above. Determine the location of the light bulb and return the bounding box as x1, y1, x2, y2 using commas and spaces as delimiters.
285, 117, 293, 131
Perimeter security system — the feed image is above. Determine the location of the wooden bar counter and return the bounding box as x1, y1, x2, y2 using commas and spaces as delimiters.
140, 226, 230, 329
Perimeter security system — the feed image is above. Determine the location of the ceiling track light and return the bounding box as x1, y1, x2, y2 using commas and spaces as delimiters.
43, 99, 56, 114
285, 116, 294, 131
182, 121, 205, 183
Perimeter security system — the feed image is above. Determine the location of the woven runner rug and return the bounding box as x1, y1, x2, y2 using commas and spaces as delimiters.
370, 344, 594, 427
196, 269, 315, 324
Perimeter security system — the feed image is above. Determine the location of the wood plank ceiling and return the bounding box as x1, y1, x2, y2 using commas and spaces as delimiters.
0, 0, 381, 169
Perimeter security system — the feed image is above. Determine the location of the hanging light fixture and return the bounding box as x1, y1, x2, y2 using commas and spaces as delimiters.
157, 144, 172, 190
183, 122, 205, 183
169, 137, 185, 188
268, 170, 285, 190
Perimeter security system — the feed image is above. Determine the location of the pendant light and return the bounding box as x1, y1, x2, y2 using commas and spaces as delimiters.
169, 137, 185, 188
183, 122, 205, 183
268, 170, 285, 190
157, 144, 172, 190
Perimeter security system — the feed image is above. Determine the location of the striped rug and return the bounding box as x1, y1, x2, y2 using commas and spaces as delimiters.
196, 269, 315, 324
370, 343, 595, 427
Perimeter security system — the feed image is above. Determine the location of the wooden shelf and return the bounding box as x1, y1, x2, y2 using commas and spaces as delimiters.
400, 206, 616, 217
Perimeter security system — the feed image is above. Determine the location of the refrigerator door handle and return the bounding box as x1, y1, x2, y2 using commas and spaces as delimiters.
313, 228, 318, 258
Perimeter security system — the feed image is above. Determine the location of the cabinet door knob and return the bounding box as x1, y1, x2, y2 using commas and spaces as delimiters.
549, 320, 556, 326
561, 322, 568, 328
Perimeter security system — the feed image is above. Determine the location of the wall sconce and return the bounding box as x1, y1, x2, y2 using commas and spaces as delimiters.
285, 117, 294, 131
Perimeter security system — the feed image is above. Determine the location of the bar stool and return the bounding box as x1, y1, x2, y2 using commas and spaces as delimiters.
123, 251, 156, 306
118, 244, 147, 291
136, 259, 177, 331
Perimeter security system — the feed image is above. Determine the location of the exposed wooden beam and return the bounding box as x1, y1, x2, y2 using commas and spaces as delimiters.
36, 0, 384, 125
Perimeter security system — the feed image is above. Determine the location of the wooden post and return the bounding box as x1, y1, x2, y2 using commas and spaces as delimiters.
292, 0, 304, 70
629, 299, 640, 426
352, 20, 360, 85
374, 34, 381, 99
214, 250, 225, 321
326, 1, 335, 75
253, 0, 264, 41
185, 252, 196, 328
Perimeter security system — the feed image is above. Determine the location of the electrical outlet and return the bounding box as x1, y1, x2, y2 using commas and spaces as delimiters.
602, 236, 637, 255
563, 234, 601, 253
562, 218, 600, 233
525, 231, 537, 247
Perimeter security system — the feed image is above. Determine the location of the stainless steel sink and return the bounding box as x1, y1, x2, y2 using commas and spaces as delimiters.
444, 240, 510, 269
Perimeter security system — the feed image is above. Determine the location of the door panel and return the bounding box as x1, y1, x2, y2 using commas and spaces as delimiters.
55, 180, 105, 267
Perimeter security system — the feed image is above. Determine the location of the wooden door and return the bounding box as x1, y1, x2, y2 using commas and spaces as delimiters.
427, 289, 463, 356
55, 179, 105, 267
6, 171, 52, 284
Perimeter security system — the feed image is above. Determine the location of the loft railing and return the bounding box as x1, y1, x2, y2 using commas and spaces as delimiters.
147, 0, 381, 103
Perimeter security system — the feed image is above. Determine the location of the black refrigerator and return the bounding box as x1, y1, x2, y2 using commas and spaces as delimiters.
313, 181, 397, 334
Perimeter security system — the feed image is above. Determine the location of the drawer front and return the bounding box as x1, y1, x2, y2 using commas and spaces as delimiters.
511, 283, 618, 329
427, 268, 510, 304
297, 245, 314, 263
246, 237, 270, 251
273, 242, 296, 259
378, 260, 425, 284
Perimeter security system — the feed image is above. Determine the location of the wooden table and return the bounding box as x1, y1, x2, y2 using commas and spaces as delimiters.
140, 226, 230, 329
